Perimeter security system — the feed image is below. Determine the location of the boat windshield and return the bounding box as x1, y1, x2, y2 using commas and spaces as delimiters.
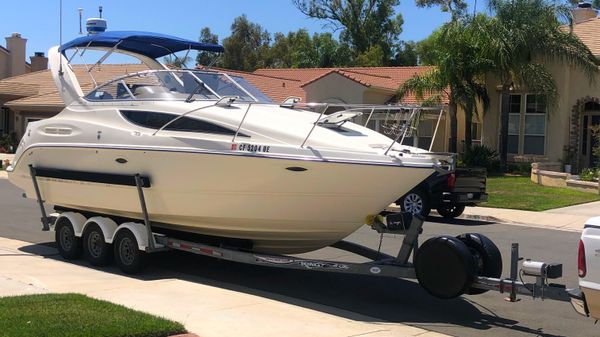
85, 70, 273, 103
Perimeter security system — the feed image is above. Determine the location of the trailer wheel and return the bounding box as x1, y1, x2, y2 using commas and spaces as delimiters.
113, 229, 147, 274
415, 236, 477, 299
398, 189, 431, 217
55, 217, 83, 260
457, 233, 503, 295
82, 223, 113, 266
437, 205, 466, 218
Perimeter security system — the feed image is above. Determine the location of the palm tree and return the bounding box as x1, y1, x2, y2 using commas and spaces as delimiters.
162, 55, 192, 69
484, 0, 598, 166
398, 17, 491, 153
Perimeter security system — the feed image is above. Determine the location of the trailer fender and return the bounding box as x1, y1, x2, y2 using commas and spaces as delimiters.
55, 212, 87, 237
83, 217, 118, 243
113, 223, 149, 251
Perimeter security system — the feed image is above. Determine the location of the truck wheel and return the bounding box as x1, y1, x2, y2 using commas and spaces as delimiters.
82, 223, 113, 266
113, 229, 147, 274
437, 205, 466, 219
399, 189, 431, 217
415, 236, 477, 299
456, 233, 503, 295
55, 218, 83, 260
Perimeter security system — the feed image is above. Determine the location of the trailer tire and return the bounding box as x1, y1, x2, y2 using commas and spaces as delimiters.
437, 205, 466, 218
82, 223, 113, 266
457, 233, 502, 295
415, 236, 477, 299
55, 217, 83, 260
114, 229, 147, 274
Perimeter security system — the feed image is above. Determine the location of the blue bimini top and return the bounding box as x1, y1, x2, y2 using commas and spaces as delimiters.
59, 31, 224, 59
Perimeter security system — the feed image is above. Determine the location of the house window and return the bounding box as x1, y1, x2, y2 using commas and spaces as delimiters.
503, 94, 546, 156
507, 94, 521, 154
472, 122, 482, 146
523, 95, 546, 155
0, 108, 9, 134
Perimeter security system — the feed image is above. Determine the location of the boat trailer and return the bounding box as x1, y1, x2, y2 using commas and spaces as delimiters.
29, 166, 574, 303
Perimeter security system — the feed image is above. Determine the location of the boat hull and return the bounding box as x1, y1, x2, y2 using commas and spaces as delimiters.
10, 146, 434, 253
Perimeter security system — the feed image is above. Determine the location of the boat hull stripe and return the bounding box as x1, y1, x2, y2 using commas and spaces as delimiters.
34, 167, 151, 187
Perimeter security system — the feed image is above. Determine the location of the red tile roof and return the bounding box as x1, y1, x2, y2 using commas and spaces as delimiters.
254, 66, 442, 104
570, 17, 600, 57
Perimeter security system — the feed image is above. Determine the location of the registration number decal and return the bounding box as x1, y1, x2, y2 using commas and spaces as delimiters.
231, 143, 271, 153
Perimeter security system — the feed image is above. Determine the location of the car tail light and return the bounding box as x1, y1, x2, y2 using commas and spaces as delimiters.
447, 173, 456, 189
578, 239, 587, 278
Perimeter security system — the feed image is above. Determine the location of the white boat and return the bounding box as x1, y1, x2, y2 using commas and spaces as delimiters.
7, 31, 450, 253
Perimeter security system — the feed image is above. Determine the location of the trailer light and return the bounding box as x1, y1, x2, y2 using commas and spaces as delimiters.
447, 173, 456, 189
578, 239, 587, 278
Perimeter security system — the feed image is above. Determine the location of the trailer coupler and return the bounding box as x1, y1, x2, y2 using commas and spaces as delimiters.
471, 242, 573, 302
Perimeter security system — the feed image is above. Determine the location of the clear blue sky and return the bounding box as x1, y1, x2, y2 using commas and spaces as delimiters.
1, 0, 481, 59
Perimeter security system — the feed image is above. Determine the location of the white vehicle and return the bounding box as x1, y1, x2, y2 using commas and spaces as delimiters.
570, 217, 600, 319
7, 31, 451, 256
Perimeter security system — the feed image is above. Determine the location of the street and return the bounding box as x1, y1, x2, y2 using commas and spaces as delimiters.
0, 179, 594, 337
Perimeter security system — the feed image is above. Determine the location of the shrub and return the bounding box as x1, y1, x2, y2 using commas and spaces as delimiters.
507, 162, 532, 175
0, 133, 17, 154
461, 145, 502, 173
580, 168, 599, 182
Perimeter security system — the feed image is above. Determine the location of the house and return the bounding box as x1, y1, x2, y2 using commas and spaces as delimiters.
0, 33, 48, 137
481, 6, 600, 170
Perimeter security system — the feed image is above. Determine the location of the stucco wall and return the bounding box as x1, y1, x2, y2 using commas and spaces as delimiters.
304, 73, 368, 104
481, 61, 600, 164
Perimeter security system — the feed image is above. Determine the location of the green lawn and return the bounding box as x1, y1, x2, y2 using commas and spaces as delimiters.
0, 294, 186, 337
484, 176, 600, 211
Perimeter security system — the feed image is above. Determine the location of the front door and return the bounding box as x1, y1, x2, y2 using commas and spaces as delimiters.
583, 114, 600, 168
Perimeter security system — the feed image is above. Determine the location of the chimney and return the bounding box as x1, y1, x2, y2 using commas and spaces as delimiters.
572, 2, 597, 24
5, 32, 27, 76
30, 52, 48, 72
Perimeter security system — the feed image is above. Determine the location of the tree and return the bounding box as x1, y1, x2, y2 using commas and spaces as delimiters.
397, 17, 491, 152
392, 40, 419, 66
485, 0, 598, 166
221, 15, 271, 71
293, 0, 403, 63
196, 27, 219, 67
162, 55, 192, 68
415, 0, 467, 20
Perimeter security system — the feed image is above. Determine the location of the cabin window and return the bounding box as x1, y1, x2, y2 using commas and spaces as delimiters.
120, 110, 247, 136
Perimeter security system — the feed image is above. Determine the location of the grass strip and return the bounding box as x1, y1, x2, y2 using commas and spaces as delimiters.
0, 293, 186, 337
484, 176, 600, 211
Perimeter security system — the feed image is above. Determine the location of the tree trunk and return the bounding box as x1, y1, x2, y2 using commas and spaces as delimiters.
499, 85, 511, 170
464, 100, 473, 152
449, 100, 458, 153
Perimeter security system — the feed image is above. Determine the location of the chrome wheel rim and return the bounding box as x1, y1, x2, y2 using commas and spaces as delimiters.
88, 232, 103, 258
60, 226, 73, 251
119, 237, 135, 266
403, 193, 423, 214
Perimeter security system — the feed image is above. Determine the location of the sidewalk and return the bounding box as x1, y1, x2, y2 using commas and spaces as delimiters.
460, 205, 595, 232
0, 237, 447, 337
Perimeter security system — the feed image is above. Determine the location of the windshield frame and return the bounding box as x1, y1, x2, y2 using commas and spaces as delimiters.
83, 69, 271, 103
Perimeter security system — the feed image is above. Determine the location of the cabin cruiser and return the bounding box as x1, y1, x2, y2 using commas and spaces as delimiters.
7, 31, 451, 253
